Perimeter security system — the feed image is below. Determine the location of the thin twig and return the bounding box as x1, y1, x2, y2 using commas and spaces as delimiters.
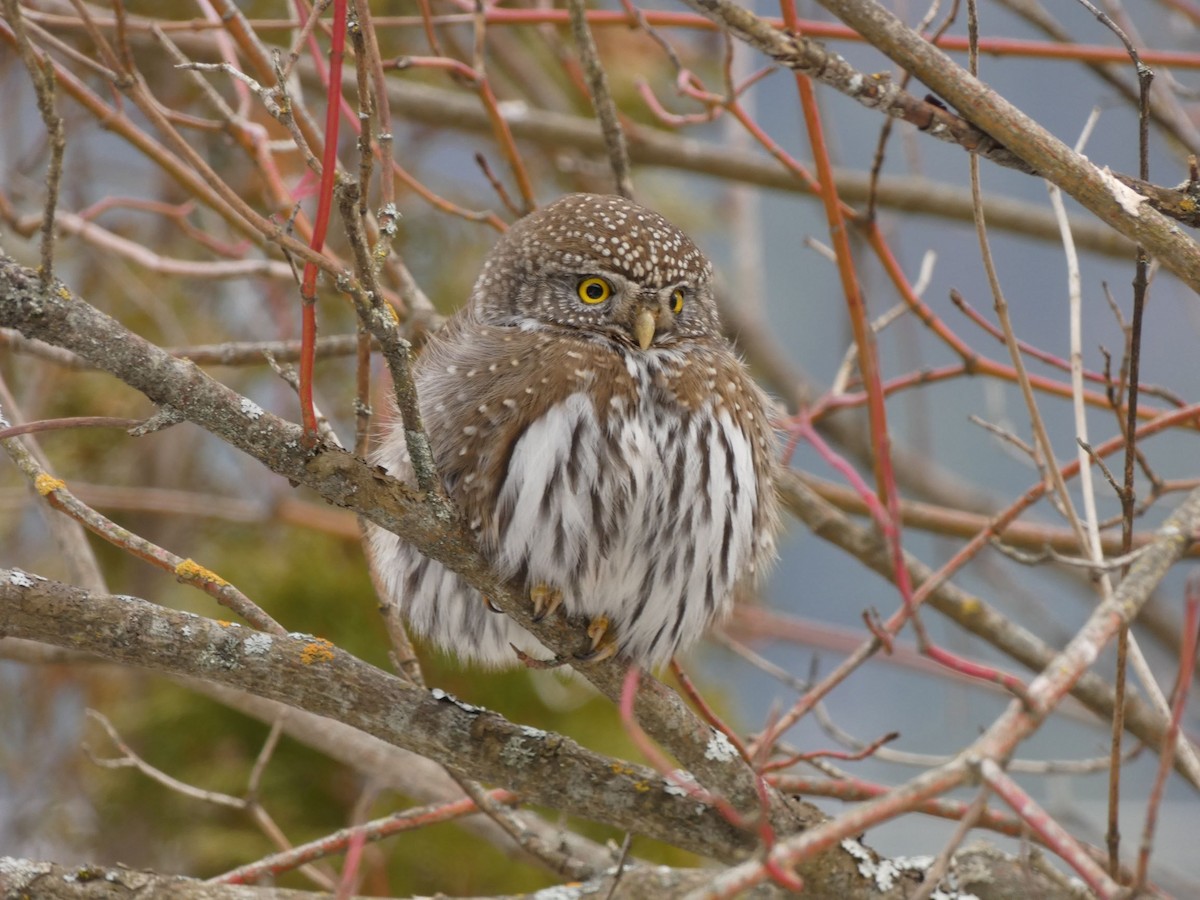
568, 0, 634, 198
336, 182, 444, 499
1, 422, 285, 635
450, 774, 598, 880
84, 710, 244, 809
1069, 0, 1160, 874
2, 0, 65, 283
212, 789, 518, 885
909, 785, 990, 900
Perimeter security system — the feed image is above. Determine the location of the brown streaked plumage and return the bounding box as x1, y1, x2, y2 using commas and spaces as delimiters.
370, 193, 778, 668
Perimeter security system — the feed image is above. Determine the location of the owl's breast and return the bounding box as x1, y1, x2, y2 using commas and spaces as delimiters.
485, 351, 764, 666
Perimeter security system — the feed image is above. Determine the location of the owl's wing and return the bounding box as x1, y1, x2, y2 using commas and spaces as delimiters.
410, 317, 634, 548
367, 321, 566, 667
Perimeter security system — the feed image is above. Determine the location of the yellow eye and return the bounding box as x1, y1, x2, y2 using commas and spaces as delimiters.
577, 277, 611, 305
670, 289, 685, 315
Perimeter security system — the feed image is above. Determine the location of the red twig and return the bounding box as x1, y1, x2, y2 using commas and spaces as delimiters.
214, 790, 517, 884
788, 414, 888, 528
0, 416, 144, 441
670, 660, 752, 764
754, 395, 1200, 753
769, 773, 1032, 838
390, 10, 1200, 70
637, 76, 721, 127
667, 660, 797, 883
1134, 572, 1200, 889
760, 730, 899, 772
780, 2, 921, 651
860, 609, 893, 653
297, 0, 347, 445
618, 667, 749, 830
948, 289, 1187, 411
979, 759, 1121, 897
336, 826, 366, 899
412, 0, 445, 55
637, 63, 774, 128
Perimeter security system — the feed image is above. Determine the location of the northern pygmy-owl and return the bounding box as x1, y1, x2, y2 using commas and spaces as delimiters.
370, 193, 778, 669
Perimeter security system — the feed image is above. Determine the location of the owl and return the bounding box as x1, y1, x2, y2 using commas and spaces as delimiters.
369, 193, 778, 669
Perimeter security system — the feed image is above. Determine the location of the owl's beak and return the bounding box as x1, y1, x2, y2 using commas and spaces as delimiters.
633, 307, 656, 350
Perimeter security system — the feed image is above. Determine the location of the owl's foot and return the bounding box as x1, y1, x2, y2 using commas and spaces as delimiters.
574, 615, 618, 663
530, 583, 564, 623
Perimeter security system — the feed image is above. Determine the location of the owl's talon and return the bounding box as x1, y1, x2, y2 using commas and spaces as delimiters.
574, 615, 618, 663
482, 594, 503, 613
530, 583, 564, 622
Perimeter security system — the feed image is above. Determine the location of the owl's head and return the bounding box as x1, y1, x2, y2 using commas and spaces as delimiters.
469, 193, 721, 349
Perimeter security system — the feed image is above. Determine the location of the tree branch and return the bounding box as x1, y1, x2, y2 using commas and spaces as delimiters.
675, 0, 1200, 290
0, 857, 345, 900
810, 0, 1200, 290
0, 568, 761, 862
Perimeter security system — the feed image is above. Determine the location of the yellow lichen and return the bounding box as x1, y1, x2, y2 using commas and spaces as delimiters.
174, 558, 230, 587
300, 639, 335, 665
34, 473, 66, 496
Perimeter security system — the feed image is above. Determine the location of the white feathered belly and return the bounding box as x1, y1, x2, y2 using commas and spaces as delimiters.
488, 389, 759, 667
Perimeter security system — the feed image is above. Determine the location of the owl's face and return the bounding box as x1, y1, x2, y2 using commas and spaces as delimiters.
469, 194, 722, 350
